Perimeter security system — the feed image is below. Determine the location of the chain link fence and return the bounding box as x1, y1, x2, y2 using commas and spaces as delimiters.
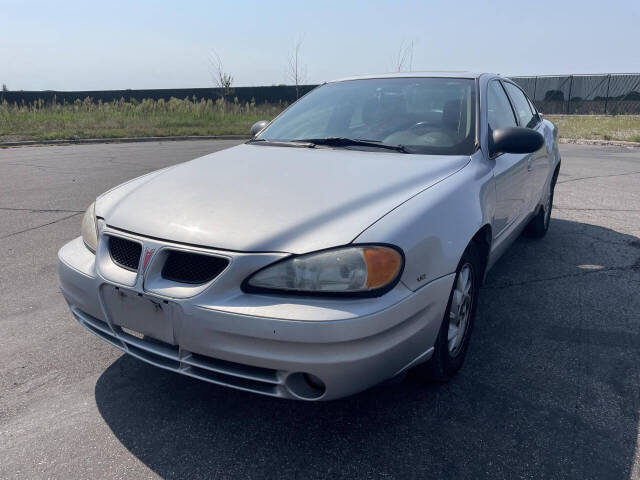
2, 75, 639, 115
0, 85, 318, 107
510, 74, 640, 115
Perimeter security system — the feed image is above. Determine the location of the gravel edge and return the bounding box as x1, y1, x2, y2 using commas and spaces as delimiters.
0, 135, 251, 148
558, 138, 640, 148
1, 135, 638, 149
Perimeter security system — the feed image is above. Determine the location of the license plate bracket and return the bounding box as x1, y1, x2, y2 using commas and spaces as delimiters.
100, 285, 177, 345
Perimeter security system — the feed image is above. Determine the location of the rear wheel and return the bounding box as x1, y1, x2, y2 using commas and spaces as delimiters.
415, 244, 481, 381
524, 172, 557, 238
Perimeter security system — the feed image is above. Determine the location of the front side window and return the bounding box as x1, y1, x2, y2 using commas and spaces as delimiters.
487, 80, 517, 131
257, 77, 477, 155
504, 82, 537, 128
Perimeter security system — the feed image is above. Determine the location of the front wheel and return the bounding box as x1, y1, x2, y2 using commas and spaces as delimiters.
414, 243, 481, 382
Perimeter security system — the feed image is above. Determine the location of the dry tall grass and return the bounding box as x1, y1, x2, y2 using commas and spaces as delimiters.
546, 115, 640, 142
0, 96, 285, 142
1, 97, 639, 143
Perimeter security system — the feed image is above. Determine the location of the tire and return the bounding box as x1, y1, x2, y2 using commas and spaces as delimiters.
523, 171, 557, 238
414, 243, 482, 382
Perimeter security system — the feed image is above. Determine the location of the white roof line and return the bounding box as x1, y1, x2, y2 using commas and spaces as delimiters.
328, 71, 487, 83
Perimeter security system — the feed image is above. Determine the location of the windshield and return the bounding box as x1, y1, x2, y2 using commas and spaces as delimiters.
257, 77, 477, 155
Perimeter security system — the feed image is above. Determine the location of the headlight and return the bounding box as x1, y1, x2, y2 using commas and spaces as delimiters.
243, 245, 404, 297
81, 202, 98, 253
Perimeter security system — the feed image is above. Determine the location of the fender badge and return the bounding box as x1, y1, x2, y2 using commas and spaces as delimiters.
142, 248, 155, 273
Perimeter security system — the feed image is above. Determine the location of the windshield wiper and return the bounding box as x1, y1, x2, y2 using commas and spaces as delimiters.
292, 137, 409, 153
247, 138, 315, 148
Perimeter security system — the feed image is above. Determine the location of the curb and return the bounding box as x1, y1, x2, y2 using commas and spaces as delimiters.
2, 135, 638, 149
0, 135, 251, 148
559, 138, 640, 148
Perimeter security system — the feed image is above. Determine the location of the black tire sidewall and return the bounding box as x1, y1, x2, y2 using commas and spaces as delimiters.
539, 178, 556, 235
427, 243, 482, 380
524, 178, 555, 238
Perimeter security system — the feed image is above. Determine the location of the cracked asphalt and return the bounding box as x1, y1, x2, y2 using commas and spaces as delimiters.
1, 141, 639, 479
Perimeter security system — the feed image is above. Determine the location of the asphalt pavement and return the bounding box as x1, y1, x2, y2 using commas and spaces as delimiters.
1, 141, 639, 479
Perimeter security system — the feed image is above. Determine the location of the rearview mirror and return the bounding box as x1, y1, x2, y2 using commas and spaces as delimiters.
490, 127, 544, 157
250, 120, 269, 137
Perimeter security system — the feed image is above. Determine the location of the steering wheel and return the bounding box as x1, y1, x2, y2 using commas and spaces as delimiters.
389, 121, 456, 146
409, 121, 438, 132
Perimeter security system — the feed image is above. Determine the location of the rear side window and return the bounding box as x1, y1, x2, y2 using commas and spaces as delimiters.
487, 81, 517, 131
504, 83, 536, 128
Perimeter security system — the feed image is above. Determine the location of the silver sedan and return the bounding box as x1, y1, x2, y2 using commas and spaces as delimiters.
58, 72, 561, 400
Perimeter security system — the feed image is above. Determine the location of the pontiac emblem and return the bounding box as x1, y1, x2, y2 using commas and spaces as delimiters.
141, 248, 155, 273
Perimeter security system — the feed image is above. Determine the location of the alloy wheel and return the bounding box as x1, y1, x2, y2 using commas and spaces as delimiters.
448, 263, 474, 356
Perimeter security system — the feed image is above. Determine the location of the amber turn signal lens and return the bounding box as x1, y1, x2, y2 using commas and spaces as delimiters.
363, 247, 402, 288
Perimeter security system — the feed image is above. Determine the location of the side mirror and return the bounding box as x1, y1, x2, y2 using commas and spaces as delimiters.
490, 127, 544, 157
250, 120, 269, 137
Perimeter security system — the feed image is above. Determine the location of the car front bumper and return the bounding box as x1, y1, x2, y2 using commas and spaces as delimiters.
58, 236, 454, 400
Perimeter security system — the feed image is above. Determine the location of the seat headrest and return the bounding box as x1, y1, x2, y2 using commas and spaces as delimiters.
442, 99, 462, 131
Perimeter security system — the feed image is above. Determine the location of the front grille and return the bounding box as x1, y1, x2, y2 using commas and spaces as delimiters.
161, 250, 229, 284
108, 236, 142, 271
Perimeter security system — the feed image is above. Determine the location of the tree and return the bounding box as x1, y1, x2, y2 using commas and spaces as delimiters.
1, 84, 7, 92
287, 36, 307, 99
392, 40, 414, 72
209, 51, 233, 98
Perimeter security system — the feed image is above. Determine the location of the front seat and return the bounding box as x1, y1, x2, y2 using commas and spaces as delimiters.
362, 93, 407, 137
442, 99, 464, 137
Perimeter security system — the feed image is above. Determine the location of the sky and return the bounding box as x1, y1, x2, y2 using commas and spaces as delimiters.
1, 0, 639, 91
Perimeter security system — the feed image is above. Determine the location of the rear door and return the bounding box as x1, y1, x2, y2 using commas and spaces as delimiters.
487, 80, 529, 238
503, 81, 549, 210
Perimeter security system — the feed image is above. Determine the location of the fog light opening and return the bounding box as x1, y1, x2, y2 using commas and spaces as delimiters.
285, 372, 326, 400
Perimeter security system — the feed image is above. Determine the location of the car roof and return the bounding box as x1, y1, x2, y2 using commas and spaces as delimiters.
328, 71, 491, 83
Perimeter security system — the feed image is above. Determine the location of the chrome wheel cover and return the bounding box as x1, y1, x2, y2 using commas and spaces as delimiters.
448, 263, 473, 356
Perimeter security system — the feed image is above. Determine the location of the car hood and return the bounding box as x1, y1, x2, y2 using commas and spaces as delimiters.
96, 144, 468, 253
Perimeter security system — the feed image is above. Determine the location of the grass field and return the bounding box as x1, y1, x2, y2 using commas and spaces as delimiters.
0, 97, 284, 142
1, 97, 639, 143
545, 115, 640, 142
